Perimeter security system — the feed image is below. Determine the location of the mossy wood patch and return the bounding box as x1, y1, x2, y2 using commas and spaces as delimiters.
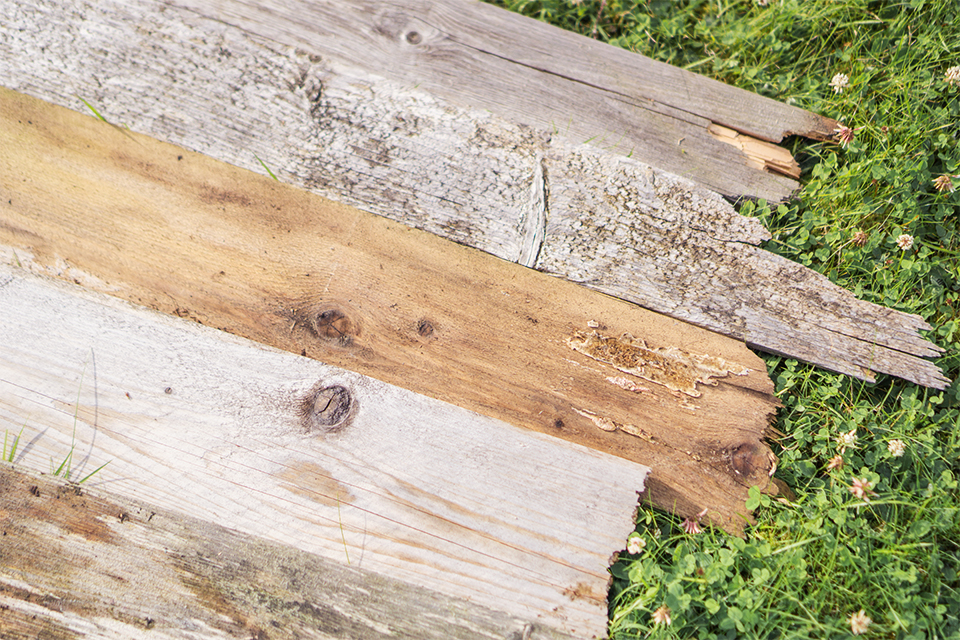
0, 88, 780, 537
0, 0, 946, 389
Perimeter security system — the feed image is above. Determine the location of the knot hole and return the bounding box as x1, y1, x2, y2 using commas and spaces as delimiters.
301, 384, 354, 433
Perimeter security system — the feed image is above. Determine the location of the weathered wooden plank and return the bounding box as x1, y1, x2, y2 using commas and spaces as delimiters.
0, 0, 945, 389
0, 265, 649, 638
0, 87, 780, 535
165, 0, 830, 202
0, 465, 582, 640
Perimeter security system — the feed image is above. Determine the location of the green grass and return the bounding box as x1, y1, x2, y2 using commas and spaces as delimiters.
3, 424, 24, 462
254, 153, 280, 181
4, 362, 109, 485
489, 1, 959, 637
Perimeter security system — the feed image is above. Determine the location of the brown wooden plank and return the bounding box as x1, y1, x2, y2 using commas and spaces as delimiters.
0, 465, 583, 639
0, 87, 780, 534
0, 0, 945, 390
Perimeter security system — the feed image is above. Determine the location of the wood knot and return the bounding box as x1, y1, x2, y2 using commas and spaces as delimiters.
311, 308, 356, 346
730, 442, 775, 480
300, 384, 354, 433
405, 31, 422, 44
416, 318, 435, 337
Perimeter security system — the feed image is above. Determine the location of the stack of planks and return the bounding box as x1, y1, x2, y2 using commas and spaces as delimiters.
0, 0, 947, 390
0, 0, 948, 637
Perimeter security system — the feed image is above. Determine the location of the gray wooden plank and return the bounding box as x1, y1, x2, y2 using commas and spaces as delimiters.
0, 265, 649, 638
0, 0, 947, 390
0, 465, 580, 640
162, 0, 828, 202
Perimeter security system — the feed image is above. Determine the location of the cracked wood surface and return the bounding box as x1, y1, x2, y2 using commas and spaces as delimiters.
0, 88, 780, 538
0, 266, 648, 639
0, 0, 945, 389
0, 465, 582, 640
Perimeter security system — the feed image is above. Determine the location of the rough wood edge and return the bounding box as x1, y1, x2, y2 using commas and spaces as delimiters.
709, 124, 801, 180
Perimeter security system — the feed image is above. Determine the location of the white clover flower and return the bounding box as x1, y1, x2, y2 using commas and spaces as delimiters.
897, 234, 915, 251
627, 535, 646, 554
834, 122, 857, 147
829, 73, 850, 93
850, 477, 878, 502
945, 65, 960, 86
933, 174, 956, 193
849, 609, 872, 635
888, 439, 906, 457
837, 428, 858, 453
652, 605, 672, 626
682, 517, 701, 535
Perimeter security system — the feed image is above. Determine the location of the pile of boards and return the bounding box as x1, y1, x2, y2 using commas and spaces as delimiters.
0, 1, 948, 638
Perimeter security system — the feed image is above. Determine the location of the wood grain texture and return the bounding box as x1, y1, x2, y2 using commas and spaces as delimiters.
0, 266, 649, 639
0, 0, 945, 389
0, 465, 581, 640
0, 88, 780, 535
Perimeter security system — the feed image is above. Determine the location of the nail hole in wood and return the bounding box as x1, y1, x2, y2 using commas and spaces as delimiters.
301, 384, 354, 433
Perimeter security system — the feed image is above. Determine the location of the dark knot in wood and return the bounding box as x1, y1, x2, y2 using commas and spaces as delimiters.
312, 308, 355, 346
730, 442, 774, 481
416, 318, 434, 337
405, 31, 422, 44
301, 384, 353, 433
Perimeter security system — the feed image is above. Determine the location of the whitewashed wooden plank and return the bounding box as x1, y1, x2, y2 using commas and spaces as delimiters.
164, 0, 832, 201
0, 265, 648, 638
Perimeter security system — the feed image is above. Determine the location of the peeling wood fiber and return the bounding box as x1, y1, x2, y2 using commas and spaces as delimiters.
0, 0, 944, 389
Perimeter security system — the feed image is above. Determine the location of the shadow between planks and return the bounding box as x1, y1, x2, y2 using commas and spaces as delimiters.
0, 465, 582, 640
0, 0, 946, 390
0, 87, 781, 538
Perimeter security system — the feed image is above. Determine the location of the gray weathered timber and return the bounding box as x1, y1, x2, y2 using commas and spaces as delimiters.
0, 465, 578, 640
0, 265, 649, 638
168, 0, 832, 202
0, 0, 947, 388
